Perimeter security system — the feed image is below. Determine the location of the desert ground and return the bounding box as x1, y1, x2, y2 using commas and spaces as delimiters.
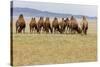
11, 17, 97, 66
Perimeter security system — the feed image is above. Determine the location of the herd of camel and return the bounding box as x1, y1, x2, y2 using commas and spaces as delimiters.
15, 14, 88, 35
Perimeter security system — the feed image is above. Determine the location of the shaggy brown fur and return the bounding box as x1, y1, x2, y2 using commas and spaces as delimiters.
52, 17, 60, 33
64, 18, 71, 33
81, 16, 88, 35
59, 18, 66, 33
29, 18, 37, 33
70, 16, 82, 34
44, 17, 52, 33
37, 17, 44, 33
16, 14, 26, 33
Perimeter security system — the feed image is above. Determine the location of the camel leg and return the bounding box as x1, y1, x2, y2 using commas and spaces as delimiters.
52, 27, 54, 34
66, 26, 69, 33
45, 27, 48, 33
84, 29, 87, 35
50, 27, 53, 33
16, 26, 18, 33
18, 27, 22, 33
85, 27, 88, 35
54, 28, 57, 34
38, 27, 40, 34
23, 28, 25, 33
37, 27, 40, 34
30, 27, 31, 33
70, 28, 73, 34
32, 28, 34, 33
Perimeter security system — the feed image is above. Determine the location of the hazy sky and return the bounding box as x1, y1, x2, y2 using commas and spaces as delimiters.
13, 1, 97, 17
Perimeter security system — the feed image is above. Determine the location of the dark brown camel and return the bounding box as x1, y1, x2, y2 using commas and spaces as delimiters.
29, 17, 37, 33
81, 16, 88, 35
52, 17, 60, 33
16, 14, 26, 33
70, 16, 82, 34
44, 17, 52, 33
37, 17, 44, 33
64, 18, 71, 33
59, 18, 66, 33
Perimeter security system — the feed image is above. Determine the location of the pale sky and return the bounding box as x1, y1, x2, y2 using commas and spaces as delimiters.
13, 1, 97, 17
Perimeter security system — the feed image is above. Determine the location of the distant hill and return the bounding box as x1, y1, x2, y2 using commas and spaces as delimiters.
11, 7, 97, 19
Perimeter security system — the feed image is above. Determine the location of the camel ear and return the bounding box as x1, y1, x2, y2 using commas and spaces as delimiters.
33, 17, 35, 20
83, 16, 86, 20
67, 18, 69, 20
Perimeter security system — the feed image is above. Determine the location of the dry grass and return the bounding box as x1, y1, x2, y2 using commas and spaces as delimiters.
12, 17, 97, 66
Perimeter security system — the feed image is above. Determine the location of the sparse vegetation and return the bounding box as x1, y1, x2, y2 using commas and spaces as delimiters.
12, 17, 97, 66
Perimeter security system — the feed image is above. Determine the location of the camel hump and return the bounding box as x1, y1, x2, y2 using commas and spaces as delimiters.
82, 16, 88, 24
31, 17, 35, 20
83, 16, 87, 20
19, 14, 23, 18
17, 14, 25, 24
66, 18, 69, 21
71, 16, 76, 21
